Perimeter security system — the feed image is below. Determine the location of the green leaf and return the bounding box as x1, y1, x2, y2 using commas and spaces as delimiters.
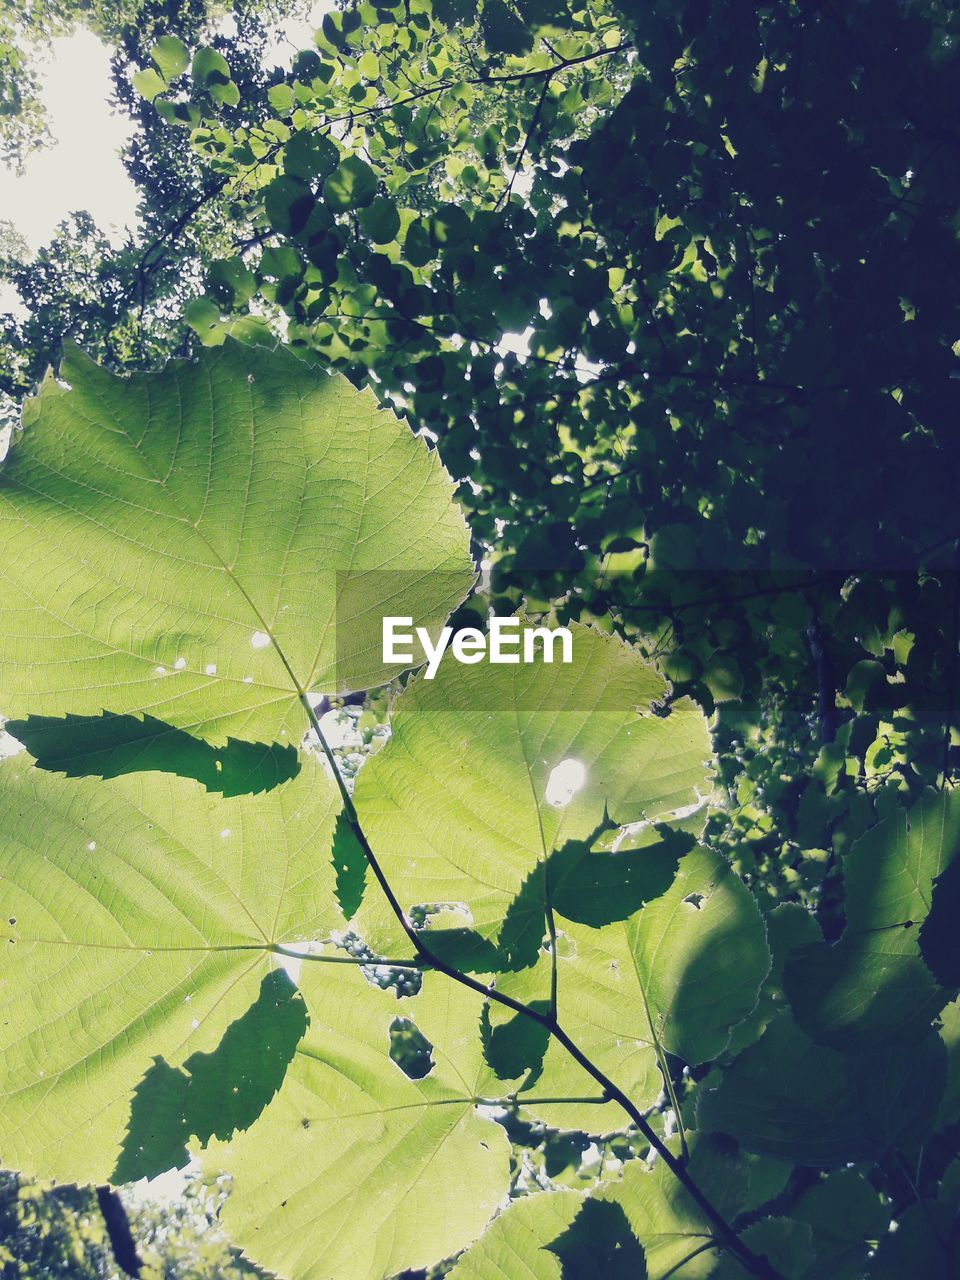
283, 130, 339, 180
207, 256, 256, 307
192, 46, 231, 87
359, 195, 401, 244
132, 67, 168, 102
710, 1217, 815, 1280
481, 0, 534, 54
151, 35, 190, 81
353, 623, 710, 953
868, 1165, 958, 1279
792, 1170, 889, 1280
323, 154, 379, 209
510, 847, 768, 1130
113, 968, 307, 1182
264, 174, 316, 235
0, 343, 473, 745
0, 752, 344, 1183
545, 1199, 646, 1279
155, 98, 202, 127
215, 968, 514, 1280
595, 1131, 772, 1279
937, 997, 960, 1126
267, 82, 296, 114
784, 788, 960, 1047
697, 1013, 947, 1164
920, 851, 960, 988
448, 1191, 583, 1280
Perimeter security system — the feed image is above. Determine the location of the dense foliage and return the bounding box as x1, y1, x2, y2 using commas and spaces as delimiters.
2, 0, 960, 1277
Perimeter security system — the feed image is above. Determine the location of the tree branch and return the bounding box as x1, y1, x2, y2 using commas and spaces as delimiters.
294, 691, 783, 1280
96, 1186, 142, 1279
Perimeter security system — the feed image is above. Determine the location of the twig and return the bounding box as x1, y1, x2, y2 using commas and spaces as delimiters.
293, 689, 782, 1280
496, 76, 550, 210
96, 1186, 142, 1278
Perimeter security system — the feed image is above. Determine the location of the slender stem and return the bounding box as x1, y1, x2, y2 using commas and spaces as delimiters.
271, 944, 422, 968
496, 76, 551, 210
660, 1240, 720, 1280
296, 692, 781, 1280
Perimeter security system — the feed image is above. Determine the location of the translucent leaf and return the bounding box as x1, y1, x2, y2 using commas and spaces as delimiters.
594, 1131, 778, 1279
132, 67, 168, 101
353, 624, 711, 952
447, 1190, 583, 1280
784, 788, 960, 1047
497, 846, 770, 1130
0, 752, 344, 1183
791, 1170, 888, 1280
710, 1217, 815, 1279
0, 343, 473, 744
150, 35, 189, 81
323, 154, 379, 209
215, 968, 514, 1280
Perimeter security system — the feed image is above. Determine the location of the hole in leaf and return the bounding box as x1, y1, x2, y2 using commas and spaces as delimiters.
545, 758, 587, 808
389, 1017, 434, 1080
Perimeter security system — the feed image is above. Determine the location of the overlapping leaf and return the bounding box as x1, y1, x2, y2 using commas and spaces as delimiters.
489, 844, 771, 1133
0, 752, 342, 1183
0, 342, 473, 745
697, 1013, 947, 1164
353, 624, 712, 953
215, 967, 515, 1280
783, 788, 960, 1048
593, 1132, 790, 1280
446, 1190, 584, 1280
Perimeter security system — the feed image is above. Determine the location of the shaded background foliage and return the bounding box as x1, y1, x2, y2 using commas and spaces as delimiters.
2, 0, 960, 1275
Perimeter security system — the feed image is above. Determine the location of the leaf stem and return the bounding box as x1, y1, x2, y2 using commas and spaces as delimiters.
271, 944, 422, 968
295, 691, 782, 1280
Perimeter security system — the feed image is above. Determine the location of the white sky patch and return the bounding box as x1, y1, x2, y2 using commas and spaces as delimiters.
0, 728, 25, 759
1, 31, 138, 253
260, 0, 335, 70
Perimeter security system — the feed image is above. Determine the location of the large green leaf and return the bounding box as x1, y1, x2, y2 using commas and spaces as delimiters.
215, 967, 515, 1280
594, 1131, 786, 1280
353, 623, 711, 952
446, 1190, 584, 1280
867, 1161, 960, 1279
0, 751, 343, 1183
791, 1170, 888, 1280
783, 788, 960, 1048
697, 1013, 947, 1164
0, 343, 473, 745
497, 845, 771, 1132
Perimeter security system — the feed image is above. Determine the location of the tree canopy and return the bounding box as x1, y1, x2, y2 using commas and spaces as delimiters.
1, 0, 959, 1277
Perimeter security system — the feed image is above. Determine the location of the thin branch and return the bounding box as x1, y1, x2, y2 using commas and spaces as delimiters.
496, 76, 551, 210
96, 1186, 142, 1279
293, 691, 782, 1280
